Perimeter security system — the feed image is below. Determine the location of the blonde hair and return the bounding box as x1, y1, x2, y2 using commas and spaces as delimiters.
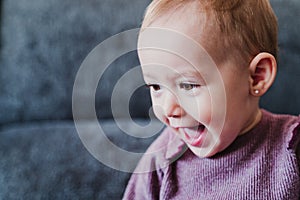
141, 0, 278, 66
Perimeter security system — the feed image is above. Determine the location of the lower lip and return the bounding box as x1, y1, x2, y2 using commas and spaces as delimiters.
182, 126, 205, 147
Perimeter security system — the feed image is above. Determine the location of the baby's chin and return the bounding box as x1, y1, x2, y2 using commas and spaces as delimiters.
186, 135, 222, 158
187, 131, 241, 158
167, 124, 220, 158
188, 145, 219, 158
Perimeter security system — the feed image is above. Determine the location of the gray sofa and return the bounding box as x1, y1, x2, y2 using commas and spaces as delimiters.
0, 0, 299, 199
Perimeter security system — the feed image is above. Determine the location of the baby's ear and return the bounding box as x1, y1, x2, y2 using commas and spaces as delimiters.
248, 52, 277, 96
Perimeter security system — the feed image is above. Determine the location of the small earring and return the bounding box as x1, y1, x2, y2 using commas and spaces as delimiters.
254, 90, 260, 94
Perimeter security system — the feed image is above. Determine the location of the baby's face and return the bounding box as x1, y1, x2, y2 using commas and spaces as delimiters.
138, 7, 255, 157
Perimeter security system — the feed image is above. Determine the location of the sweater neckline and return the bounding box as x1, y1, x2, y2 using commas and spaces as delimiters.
209, 109, 271, 159
237, 109, 269, 138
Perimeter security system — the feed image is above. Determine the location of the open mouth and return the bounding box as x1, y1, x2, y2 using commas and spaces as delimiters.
181, 124, 206, 147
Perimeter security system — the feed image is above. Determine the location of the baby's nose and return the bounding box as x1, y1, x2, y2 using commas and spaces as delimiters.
163, 91, 183, 118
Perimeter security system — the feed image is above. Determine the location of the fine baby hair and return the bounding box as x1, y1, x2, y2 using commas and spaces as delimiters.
142, 0, 278, 65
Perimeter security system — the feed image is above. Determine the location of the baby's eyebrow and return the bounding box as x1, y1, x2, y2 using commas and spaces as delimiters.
173, 70, 203, 79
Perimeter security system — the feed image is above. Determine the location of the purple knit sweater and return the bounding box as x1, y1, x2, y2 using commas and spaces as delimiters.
123, 110, 300, 199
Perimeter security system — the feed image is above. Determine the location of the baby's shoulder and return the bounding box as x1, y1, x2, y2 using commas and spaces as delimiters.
284, 114, 300, 153
266, 110, 300, 152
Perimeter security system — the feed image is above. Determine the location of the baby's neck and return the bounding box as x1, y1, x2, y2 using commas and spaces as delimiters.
239, 109, 262, 135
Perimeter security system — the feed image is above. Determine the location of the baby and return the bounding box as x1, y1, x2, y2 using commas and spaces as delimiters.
123, 0, 300, 199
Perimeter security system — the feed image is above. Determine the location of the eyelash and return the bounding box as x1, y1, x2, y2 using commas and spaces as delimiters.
145, 83, 201, 91
179, 83, 201, 90
146, 84, 161, 91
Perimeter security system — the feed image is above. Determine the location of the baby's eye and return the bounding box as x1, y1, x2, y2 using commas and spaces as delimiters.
179, 83, 201, 90
146, 84, 161, 91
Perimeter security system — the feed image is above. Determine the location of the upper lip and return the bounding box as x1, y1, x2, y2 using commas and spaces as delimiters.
175, 123, 204, 130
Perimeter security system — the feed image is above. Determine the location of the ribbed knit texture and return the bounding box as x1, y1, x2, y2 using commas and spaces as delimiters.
123, 110, 300, 200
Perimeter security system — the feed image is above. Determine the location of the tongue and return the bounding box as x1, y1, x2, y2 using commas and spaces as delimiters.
182, 125, 205, 146
184, 125, 204, 139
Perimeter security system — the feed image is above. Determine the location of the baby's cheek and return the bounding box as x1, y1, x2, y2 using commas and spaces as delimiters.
197, 103, 212, 124
151, 104, 166, 123
185, 96, 212, 123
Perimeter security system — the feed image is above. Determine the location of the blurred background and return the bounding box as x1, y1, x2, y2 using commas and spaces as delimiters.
0, 0, 299, 199
0, 0, 152, 125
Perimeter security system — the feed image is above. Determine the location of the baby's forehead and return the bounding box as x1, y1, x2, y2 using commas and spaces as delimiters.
139, 3, 224, 65
138, 12, 220, 73
138, 38, 218, 84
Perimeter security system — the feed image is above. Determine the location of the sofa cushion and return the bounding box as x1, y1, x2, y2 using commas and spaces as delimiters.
0, 119, 161, 199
